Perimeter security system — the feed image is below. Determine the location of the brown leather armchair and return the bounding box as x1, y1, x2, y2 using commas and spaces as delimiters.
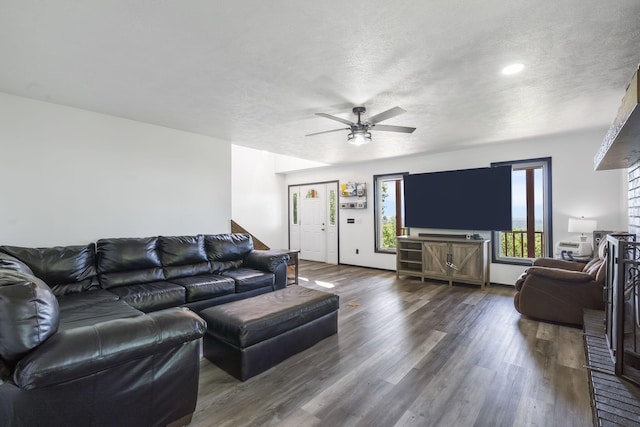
514, 242, 606, 326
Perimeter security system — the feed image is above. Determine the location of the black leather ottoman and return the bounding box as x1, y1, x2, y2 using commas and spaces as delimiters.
199, 286, 339, 381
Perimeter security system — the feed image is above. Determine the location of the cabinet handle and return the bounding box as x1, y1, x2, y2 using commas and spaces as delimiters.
446, 253, 458, 270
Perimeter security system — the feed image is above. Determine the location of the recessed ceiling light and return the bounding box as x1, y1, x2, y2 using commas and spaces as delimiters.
502, 63, 524, 75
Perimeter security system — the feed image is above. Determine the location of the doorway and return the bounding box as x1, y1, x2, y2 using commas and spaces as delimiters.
289, 181, 339, 264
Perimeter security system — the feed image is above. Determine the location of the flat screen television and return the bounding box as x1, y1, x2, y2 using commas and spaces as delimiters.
404, 166, 512, 231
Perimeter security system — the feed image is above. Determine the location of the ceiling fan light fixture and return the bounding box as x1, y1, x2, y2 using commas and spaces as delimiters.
347, 129, 372, 146
308, 105, 413, 144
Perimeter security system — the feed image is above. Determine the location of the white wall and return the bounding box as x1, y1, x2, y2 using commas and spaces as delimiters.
6, 92, 623, 285
281, 128, 628, 285
0, 92, 231, 246
231, 145, 287, 249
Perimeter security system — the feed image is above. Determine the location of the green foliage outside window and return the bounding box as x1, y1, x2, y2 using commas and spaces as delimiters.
500, 229, 544, 258
292, 192, 298, 224
329, 190, 336, 225
382, 216, 397, 249
380, 182, 397, 249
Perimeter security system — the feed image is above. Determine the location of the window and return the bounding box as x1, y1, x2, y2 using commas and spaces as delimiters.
491, 158, 552, 264
292, 192, 298, 225
374, 173, 407, 253
329, 189, 336, 226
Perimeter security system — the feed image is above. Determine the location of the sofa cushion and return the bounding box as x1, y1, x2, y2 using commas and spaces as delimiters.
159, 235, 208, 265
159, 235, 210, 279
0, 269, 59, 363
168, 274, 235, 302
107, 281, 186, 312
222, 268, 275, 292
205, 234, 253, 262
0, 252, 34, 275
0, 244, 99, 296
98, 268, 166, 290
210, 260, 243, 273
58, 300, 143, 330
164, 263, 212, 279
96, 237, 164, 288
56, 289, 120, 312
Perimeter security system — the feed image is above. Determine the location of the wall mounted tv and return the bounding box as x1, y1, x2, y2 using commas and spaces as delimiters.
404, 166, 512, 231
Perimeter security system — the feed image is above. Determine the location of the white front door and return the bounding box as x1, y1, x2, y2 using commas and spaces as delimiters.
300, 185, 327, 262
289, 182, 338, 264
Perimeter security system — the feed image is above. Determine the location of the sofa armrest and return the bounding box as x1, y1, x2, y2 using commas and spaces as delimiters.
244, 250, 290, 273
526, 267, 593, 283
532, 258, 584, 271
13, 307, 206, 390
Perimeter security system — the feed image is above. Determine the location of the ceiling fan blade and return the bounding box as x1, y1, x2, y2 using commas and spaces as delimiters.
373, 124, 416, 133
367, 106, 406, 125
306, 127, 349, 137
315, 112, 354, 126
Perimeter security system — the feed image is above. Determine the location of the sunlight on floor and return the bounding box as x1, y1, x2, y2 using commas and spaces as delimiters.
314, 281, 335, 289
298, 276, 335, 289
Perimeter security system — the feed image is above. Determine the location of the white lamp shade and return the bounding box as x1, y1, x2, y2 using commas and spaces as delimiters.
568, 217, 597, 233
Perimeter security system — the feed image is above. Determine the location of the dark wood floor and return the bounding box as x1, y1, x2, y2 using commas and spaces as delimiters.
191, 261, 593, 427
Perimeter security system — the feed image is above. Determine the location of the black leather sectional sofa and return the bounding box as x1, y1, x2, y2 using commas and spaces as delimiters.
0, 233, 289, 427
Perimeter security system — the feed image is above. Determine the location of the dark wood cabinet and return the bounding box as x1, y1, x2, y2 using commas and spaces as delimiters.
286, 250, 299, 285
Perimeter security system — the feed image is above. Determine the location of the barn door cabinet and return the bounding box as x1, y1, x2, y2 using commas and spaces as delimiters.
396, 236, 490, 289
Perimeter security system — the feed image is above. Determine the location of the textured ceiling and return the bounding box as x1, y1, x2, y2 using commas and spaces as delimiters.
1, 1, 639, 165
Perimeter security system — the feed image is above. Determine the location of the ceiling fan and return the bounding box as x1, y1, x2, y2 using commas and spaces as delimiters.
306, 106, 416, 146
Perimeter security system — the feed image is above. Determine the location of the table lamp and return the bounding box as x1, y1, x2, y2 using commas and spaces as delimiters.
568, 216, 597, 256
568, 217, 597, 241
